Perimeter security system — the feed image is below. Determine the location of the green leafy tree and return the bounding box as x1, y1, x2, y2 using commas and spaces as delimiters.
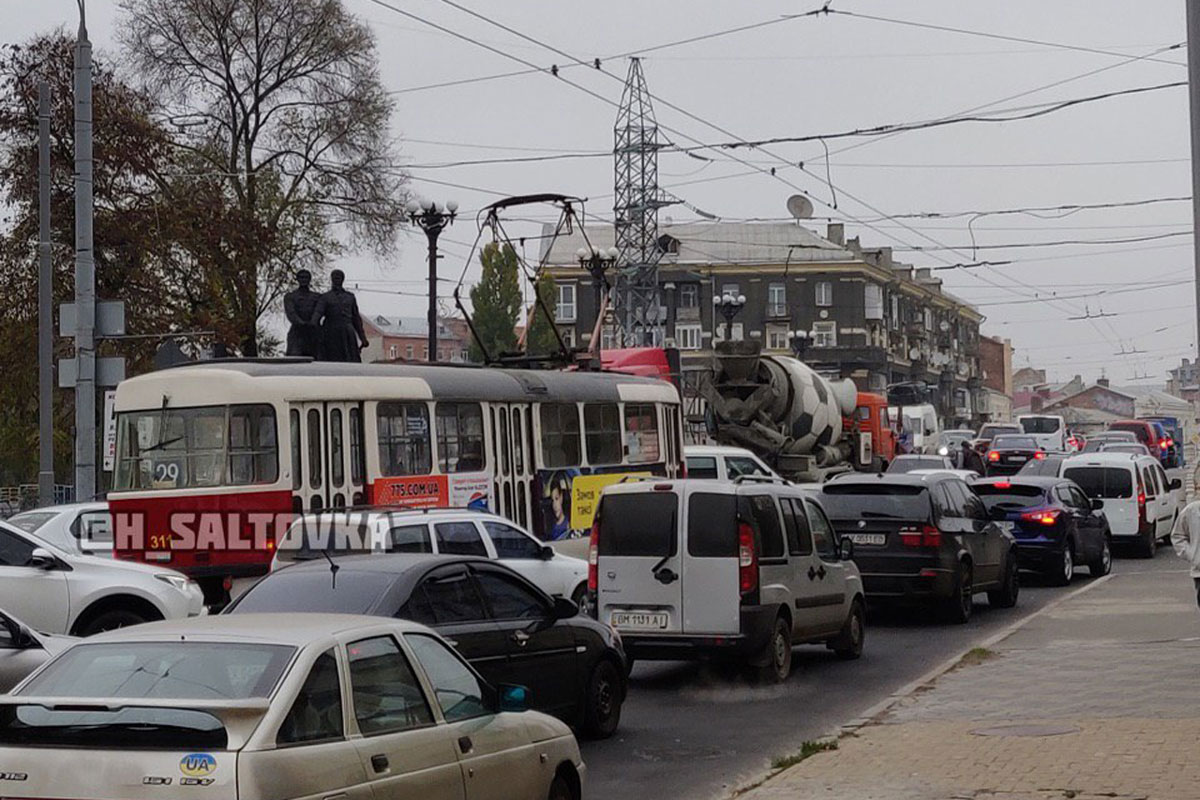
467, 243, 520, 362
525, 273, 561, 356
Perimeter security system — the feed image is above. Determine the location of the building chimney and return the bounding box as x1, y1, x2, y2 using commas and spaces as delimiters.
1097, 377, 1110, 388
826, 223, 844, 246
1031, 396, 1044, 413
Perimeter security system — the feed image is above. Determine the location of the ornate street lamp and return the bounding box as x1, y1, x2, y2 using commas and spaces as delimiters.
576, 245, 620, 336
405, 198, 458, 361
788, 328, 816, 359
713, 292, 746, 340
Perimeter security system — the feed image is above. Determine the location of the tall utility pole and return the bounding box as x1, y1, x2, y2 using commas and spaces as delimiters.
1189, 0, 1200, 357
73, 2, 96, 501
613, 58, 668, 346
38, 81, 53, 507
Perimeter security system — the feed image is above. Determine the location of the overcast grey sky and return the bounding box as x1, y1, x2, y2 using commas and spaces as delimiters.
4, 0, 1192, 384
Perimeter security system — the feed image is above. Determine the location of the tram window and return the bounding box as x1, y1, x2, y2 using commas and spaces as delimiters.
436, 403, 485, 473
307, 409, 323, 489
228, 405, 278, 485
290, 410, 301, 491
512, 413, 524, 474
349, 408, 364, 484
329, 409, 345, 488
584, 404, 622, 466
377, 403, 431, 476
539, 404, 581, 468
114, 407, 226, 491
624, 404, 661, 464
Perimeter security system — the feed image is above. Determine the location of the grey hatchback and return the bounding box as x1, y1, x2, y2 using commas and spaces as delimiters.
818, 473, 1019, 623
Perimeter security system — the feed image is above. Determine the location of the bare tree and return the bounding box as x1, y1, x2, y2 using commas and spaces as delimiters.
120, 0, 407, 355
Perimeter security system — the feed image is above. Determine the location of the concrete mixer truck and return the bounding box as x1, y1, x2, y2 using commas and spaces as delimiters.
701, 341, 896, 482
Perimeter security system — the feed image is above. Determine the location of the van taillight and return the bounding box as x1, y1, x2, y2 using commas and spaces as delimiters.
738, 522, 758, 594
587, 520, 599, 592
899, 525, 941, 547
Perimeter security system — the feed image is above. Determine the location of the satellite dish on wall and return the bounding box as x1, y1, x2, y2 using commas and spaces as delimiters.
786, 194, 814, 220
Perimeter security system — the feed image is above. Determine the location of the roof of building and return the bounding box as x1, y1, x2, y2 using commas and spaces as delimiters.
361, 314, 461, 340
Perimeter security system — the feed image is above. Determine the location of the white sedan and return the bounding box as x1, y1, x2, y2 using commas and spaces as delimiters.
0, 519, 204, 636
0, 614, 585, 800
8, 501, 113, 557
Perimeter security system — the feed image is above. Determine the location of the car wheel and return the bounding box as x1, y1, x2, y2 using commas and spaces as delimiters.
1138, 528, 1157, 559
750, 615, 793, 682
830, 599, 865, 660
1089, 535, 1112, 576
988, 553, 1020, 608
1049, 542, 1074, 587
581, 659, 623, 739
940, 563, 974, 624
77, 608, 152, 637
548, 774, 575, 800
570, 583, 588, 613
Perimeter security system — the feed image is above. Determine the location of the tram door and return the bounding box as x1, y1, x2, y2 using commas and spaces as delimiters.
292, 402, 366, 512
490, 404, 533, 529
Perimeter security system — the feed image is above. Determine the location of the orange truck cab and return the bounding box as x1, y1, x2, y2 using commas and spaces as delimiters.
855, 392, 896, 467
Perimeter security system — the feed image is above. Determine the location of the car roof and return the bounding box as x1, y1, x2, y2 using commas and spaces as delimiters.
85, 612, 433, 645
822, 473, 944, 488
10, 501, 107, 517
291, 507, 510, 524
975, 476, 1067, 488
278, 552, 487, 574
893, 453, 945, 460
683, 445, 760, 457
600, 477, 791, 496
1063, 452, 1148, 467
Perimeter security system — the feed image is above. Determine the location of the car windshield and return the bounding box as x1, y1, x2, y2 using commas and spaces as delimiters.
20, 642, 295, 699
974, 483, 1047, 511
821, 483, 930, 521
230, 568, 395, 614
992, 436, 1038, 450
1020, 417, 1061, 434
1063, 466, 1133, 499
887, 457, 945, 474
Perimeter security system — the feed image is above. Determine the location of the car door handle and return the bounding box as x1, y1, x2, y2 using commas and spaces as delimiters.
458, 735, 473, 754
511, 630, 530, 647
369, 754, 388, 773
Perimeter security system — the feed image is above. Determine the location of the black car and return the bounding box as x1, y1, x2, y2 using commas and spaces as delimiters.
886, 454, 956, 474
973, 477, 1111, 585
1017, 453, 1068, 478
972, 423, 1022, 454
985, 435, 1046, 476
227, 554, 627, 738
818, 473, 1019, 624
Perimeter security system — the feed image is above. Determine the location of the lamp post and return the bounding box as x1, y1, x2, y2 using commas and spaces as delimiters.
406, 198, 458, 361
576, 245, 620, 334
788, 328, 815, 360
713, 292, 746, 341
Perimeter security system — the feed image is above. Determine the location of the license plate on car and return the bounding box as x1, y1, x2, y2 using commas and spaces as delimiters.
1008, 456, 1027, 463
847, 533, 887, 546
997, 521, 1014, 532
611, 612, 668, 630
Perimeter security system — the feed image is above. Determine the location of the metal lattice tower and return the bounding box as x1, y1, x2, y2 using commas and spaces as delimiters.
613, 58, 667, 346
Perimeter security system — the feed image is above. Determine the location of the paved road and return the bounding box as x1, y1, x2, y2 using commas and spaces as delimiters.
580, 550, 1158, 800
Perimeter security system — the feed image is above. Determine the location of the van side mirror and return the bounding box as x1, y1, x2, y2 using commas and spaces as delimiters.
1091, 498, 1103, 511
1169, 478, 1183, 491
838, 537, 854, 561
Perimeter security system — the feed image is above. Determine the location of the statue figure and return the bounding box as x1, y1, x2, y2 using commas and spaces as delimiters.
283, 269, 320, 358
313, 269, 369, 362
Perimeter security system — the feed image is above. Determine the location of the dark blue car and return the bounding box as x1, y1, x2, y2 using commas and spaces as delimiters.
974, 476, 1112, 586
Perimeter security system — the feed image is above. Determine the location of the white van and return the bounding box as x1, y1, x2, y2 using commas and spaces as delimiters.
590, 478, 865, 682
684, 445, 781, 481
900, 404, 940, 454
1018, 414, 1068, 453
1060, 453, 1178, 557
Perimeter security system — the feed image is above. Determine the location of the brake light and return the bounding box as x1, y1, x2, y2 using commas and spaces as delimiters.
899, 524, 942, 547
587, 520, 599, 592
994, 481, 1011, 489
1020, 509, 1060, 526
1160, 440, 1169, 449
738, 522, 758, 594
1137, 488, 1147, 516
988, 450, 1000, 462
1034, 451, 1046, 460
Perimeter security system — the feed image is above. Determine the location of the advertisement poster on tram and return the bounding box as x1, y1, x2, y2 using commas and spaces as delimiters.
372, 474, 491, 511
535, 467, 660, 541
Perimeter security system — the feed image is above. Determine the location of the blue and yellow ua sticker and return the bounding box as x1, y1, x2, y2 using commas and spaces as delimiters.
180, 754, 216, 778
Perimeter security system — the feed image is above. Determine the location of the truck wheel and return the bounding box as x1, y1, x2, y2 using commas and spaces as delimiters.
829, 599, 865, 660
749, 615, 792, 683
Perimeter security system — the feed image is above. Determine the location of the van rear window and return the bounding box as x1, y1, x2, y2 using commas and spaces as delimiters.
820, 483, 931, 521
598, 493, 677, 557
1109, 423, 1150, 443
687, 493, 736, 558
1020, 417, 1061, 434
1063, 467, 1133, 499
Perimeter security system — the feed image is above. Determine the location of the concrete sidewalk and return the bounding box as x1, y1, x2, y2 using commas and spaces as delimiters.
741, 557, 1200, 800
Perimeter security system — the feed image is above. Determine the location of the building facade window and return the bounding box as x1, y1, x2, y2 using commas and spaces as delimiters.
765, 323, 789, 351
388, 345, 397, 360
812, 321, 837, 348
730, 322, 744, 342
405, 344, 414, 359
890, 293, 899, 323
815, 281, 833, 307
678, 283, 699, 308
675, 323, 702, 350
555, 283, 576, 323
767, 282, 787, 317
721, 283, 740, 298
864, 283, 883, 320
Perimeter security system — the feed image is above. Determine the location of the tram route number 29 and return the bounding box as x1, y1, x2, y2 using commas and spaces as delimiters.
151, 460, 181, 487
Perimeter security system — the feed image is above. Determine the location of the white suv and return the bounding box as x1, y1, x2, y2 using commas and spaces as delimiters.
0, 520, 205, 636
274, 508, 589, 606
591, 477, 866, 681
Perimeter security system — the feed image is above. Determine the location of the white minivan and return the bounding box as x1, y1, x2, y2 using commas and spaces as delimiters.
684, 445, 780, 481
1018, 414, 1068, 453
590, 478, 865, 682
1060, 452, 1178, 557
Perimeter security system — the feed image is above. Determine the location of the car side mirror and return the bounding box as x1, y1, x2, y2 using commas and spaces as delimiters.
28, 548, 56, 570
1091, 498, 1103, 511
497, 684, 529, 713
988, 507, 1008, 521
539, 545, 555, 561
1170, 478, 1183, 491
0, 613, 36, 650
553, 596, 579, 620
838, 537, 854, 561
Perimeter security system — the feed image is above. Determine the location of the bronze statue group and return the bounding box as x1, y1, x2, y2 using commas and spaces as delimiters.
283, 269, 370, 362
